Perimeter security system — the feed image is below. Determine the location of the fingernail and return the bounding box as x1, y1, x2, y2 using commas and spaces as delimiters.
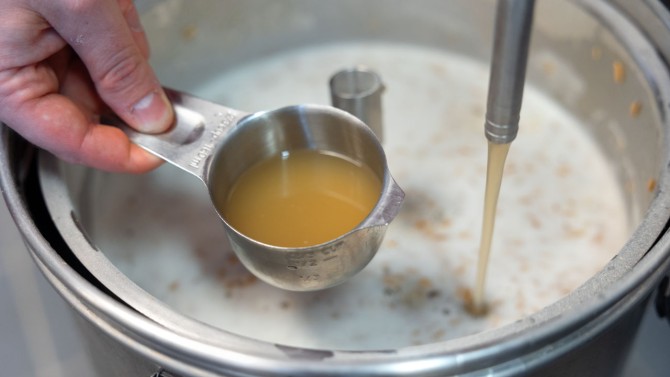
131, 90, 173, 133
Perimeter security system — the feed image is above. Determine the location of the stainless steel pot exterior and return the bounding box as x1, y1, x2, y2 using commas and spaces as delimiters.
3, 0, 670, 376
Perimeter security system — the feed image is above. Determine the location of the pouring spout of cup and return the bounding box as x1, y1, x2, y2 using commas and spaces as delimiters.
360, 175, 405, 229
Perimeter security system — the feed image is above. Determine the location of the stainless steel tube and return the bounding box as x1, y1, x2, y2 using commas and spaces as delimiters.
485, 0, 536, 144
330, 67, 385, 142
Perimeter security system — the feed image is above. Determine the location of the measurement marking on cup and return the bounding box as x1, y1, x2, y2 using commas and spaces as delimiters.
286, 253, 321, 270
299, 274, 320, 282
189, 111, 236, 168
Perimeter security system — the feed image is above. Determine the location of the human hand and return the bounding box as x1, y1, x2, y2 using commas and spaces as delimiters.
0, 0, 174, 173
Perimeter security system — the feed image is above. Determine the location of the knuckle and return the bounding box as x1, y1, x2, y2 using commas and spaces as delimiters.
96, 46, 147, 99
62, 0, 98, 15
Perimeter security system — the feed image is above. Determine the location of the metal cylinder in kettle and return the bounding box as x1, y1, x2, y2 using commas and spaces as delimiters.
3, 0, 670, 376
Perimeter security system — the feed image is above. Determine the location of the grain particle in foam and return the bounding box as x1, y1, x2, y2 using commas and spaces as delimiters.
458, 230, 473, 240
414, 219, 448, 241
629, 101, 642, 118
591, 47, 603, 60
561, 201, 578, 218
551, 202, 561, 214
492, 299, 504, 309
542, 61, 555, 76
226, 254, 240, 266
524, 161, 537, 174
624, 179, 635, 194
402, 277, 435, 308
456, 286, 472, 301
434, 233, 449, 242
504, 162, 518, 175
527, 214, 542, 229
194, 247, 206, 260
515, 291, 526, 313
418, 277, 432, 289
556, 164, 571, 177
431, 329, 446, 341
182, 25, 198, 41
559, 285, 572, 297
509, 238, 524, 248
563, 223, 586, 238
224, 274, 258, 289
647, 178, 657, 193
470, 104, 484, 117
456, 286, 474, 310
414, 219, 430, 232
385, 239, 399, 248
383, 271, 405, 295
613, 61, 626, 84
488, 315, 504, 328
592, 229, 605, 245
454, 263, 467, 277
519, 260, 529, 273
519, 193, 535, 205
429, 62, 447, 77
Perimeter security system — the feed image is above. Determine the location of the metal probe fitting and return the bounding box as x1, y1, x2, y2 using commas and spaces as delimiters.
485, 0, 536, 144
330, 67, 385, 142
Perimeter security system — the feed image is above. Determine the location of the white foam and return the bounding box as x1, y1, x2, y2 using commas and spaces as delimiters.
92, 42, 628, 350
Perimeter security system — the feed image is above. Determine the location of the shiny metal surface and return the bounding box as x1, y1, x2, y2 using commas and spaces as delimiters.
0, 201, 94, 376
485, 0, 535, 145
114, 88, 404, 291
329, 67, 385, 141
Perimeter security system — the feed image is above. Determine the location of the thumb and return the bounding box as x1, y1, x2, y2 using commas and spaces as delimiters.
43, 0, 173, 134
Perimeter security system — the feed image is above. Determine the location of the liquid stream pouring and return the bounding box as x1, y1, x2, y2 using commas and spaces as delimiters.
474, 0, 536, 313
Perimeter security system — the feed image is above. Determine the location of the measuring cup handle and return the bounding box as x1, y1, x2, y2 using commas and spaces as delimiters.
105, 88, 248, 181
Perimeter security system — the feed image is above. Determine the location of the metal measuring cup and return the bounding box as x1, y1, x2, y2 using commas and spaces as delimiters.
111, 88, 404, 291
